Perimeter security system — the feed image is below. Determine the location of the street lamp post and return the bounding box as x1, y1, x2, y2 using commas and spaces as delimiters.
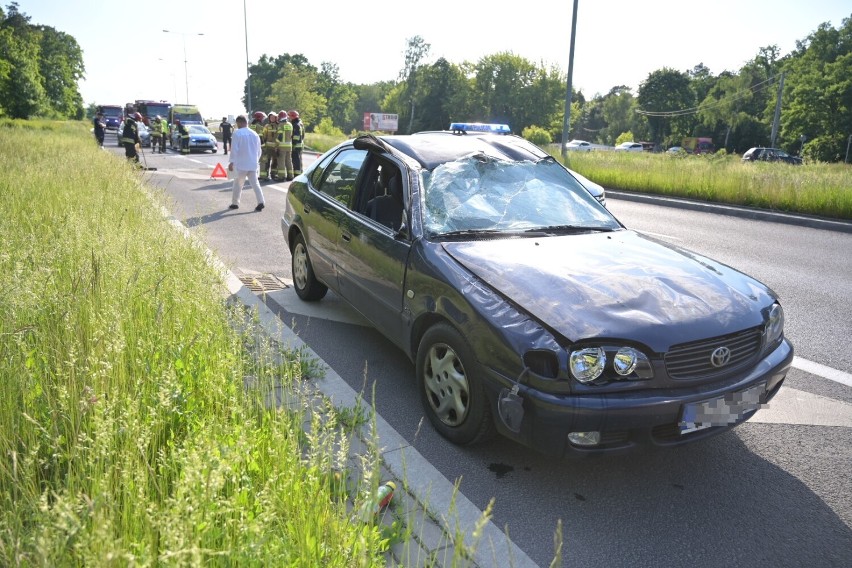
162, 29, 204, 103
244, 0, 252, 113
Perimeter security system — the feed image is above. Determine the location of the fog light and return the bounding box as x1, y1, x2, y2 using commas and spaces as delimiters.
567, 431, 601, 446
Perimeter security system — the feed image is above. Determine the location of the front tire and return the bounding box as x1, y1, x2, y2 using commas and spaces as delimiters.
417, 323, 494, 445
291, 233, 328, 301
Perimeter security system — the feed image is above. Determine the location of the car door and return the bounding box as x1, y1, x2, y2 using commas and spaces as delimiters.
302, 148, 368, 291
334, 156, 411, 343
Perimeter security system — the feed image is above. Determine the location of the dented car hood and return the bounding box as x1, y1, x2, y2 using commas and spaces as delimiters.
441, 230, 773, 352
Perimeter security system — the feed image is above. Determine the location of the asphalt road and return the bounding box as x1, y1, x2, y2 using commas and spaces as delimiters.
118, 140, 852, 568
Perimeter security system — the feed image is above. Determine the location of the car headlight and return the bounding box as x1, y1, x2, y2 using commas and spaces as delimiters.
766, 303, 784, 345
569, 347, 605, 383
570, 345, 653, 384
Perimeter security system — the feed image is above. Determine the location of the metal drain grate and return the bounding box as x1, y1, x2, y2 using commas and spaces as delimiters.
237, 273, 288, 292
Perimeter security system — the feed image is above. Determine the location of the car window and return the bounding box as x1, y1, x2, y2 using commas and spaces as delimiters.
421, 156, 619, 236
353, 159, 406, 231
315, 149, 367, 206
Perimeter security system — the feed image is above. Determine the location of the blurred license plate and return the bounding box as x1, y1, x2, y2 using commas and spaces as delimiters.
679, 382, 766, 435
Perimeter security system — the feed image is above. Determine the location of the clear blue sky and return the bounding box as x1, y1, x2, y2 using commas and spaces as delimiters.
14, 0, 851, 120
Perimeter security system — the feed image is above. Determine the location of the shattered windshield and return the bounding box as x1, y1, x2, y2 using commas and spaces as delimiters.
421, 155, 619, 237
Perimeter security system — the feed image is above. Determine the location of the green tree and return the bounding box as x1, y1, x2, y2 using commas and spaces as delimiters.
699, 70, 756, 150
245, 53, 314, 113
267, 62, 325, 128
780, 17, 852, 161
36, 25, 84, 118
637, 68, 694, 145
525, 63, 566, 140
0, 3, 46, 118
601, 86, 636, 145
399, 35, 430, 133
410, 57, 464, 131
472, 52, 537, 128
316, 61, 358, 132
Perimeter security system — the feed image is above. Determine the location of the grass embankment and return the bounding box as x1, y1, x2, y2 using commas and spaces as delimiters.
559, 150, 852, 220
0, 119, 414, 566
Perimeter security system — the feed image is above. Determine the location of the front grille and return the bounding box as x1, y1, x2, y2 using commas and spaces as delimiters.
665, 327, 762, 380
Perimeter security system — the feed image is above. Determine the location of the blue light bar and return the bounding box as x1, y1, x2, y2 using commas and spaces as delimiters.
449, 122, 511, 134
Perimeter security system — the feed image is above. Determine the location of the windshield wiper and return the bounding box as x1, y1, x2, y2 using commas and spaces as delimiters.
525, 224, 616, 234
434, 229, 506, 239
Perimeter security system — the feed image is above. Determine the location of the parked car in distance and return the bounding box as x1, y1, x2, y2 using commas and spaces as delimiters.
667, 146, 687, 154
742, 147, 802, 165
280, 123, 793, 458
565, 139, 593, 152
614, 141, 643, 152
177, 124, 218, 153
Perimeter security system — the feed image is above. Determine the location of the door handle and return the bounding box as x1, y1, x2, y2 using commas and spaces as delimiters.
341, 232, 351, 242
303, 203, 312, 214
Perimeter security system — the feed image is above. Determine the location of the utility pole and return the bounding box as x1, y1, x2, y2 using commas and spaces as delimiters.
560, 0, 579, 161
770, 71, 784, 148
244, 0, 251, 112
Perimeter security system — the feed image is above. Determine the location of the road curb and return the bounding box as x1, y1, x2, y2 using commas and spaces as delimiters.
607, 190, 852, 233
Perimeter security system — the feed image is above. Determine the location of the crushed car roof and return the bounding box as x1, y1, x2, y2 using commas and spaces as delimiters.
355, 132, 548, 171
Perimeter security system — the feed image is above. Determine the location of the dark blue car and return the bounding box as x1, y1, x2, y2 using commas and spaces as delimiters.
281, 124, 793, 457
97, 105, 123, 131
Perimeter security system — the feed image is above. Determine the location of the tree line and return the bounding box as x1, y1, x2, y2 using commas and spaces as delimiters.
2, 1, 849, 162
246, 17, 850, 163
0, 3, 85, 120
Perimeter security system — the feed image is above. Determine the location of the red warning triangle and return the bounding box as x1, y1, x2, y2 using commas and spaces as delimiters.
211, 163, 228, 179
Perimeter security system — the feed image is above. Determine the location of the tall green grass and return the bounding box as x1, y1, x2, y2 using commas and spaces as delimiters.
559, 150, 852, 220
0, 120, 397, 565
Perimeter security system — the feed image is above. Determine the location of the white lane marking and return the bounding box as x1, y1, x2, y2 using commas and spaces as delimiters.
792, 356, 852, 387
750, 387, 852, 427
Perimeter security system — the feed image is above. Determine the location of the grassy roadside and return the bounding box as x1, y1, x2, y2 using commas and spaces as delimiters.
559, 150, 852, 220
0, 119, 465, 566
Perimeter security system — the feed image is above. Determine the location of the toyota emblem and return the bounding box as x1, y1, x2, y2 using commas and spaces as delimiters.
710, 346, 732, 367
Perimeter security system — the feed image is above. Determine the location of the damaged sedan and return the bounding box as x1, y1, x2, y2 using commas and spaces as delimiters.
280, 123, 793, 457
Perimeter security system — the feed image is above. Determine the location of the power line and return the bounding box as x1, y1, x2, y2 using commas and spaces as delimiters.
635, 74, 778, 117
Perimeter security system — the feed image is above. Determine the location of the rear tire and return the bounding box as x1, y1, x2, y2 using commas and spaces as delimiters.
291, 233, 328, 301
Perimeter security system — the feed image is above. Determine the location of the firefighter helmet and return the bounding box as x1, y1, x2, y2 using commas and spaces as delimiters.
253, 111, 266, 121
278, 110, 288, 120
288, 110, 299, 120
133, 112, 143, 121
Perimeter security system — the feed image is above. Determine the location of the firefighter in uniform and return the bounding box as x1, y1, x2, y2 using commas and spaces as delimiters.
259, 111, 278, 180
150, 115, 163, 153
159, 116, 169, 153
275, 110, 294, 181
289, 110, 305, 176
175, 119, 190, 154
250, 111, 265, 136
121, 112, 143, 165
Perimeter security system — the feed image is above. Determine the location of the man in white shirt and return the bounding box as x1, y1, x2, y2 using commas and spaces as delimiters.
228, 114, 266, 211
